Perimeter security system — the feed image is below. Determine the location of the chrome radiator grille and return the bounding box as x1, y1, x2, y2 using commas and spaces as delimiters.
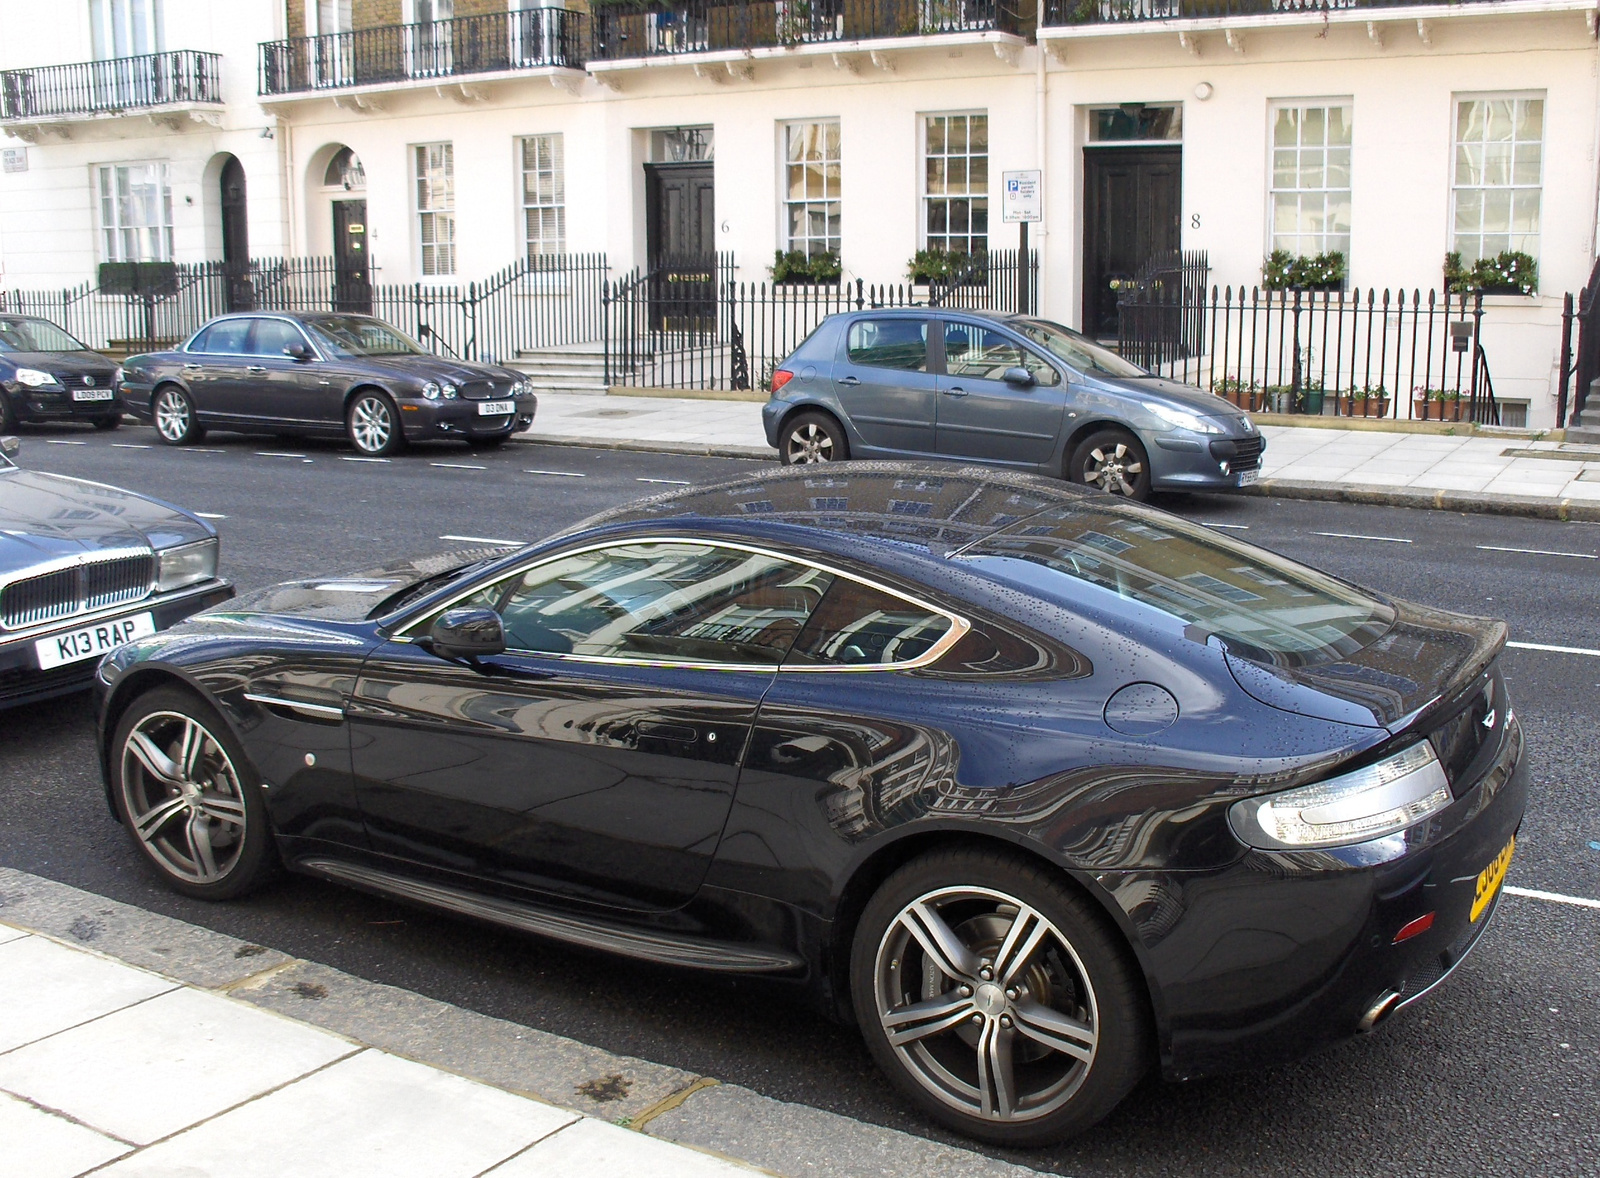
1, 550, 155, 630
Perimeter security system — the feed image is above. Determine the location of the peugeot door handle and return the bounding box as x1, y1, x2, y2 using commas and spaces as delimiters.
837, 376, 860, 386
943, 386, 968, 397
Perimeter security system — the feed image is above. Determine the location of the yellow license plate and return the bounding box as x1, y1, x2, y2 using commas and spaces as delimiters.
1470, 835, 1515, 923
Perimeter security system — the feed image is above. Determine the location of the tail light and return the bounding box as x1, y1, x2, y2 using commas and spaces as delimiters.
770, 369, 794, 393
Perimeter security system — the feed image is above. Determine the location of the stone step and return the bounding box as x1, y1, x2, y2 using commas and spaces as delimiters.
1568, 425, 1600, 444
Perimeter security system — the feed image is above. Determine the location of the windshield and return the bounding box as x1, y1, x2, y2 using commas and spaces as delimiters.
962, 504, 1395, 666
305, 316, 426, 358
1012, 319, 1148, 379
0, 317, 91, 354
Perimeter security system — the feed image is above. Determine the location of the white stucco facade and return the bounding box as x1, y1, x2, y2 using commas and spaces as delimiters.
1, 0, 1595, 424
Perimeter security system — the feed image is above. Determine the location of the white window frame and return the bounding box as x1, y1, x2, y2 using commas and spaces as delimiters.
519, 133, 566, 259
781, 119, 841, 259
1265, 99, 1353, 264
1450, 91, 1544, 268
414, 142, 456, 278
96, 161, 173, 263
308, 0, 353, 34
90, 0, 163, 59
921, 111, 989, 255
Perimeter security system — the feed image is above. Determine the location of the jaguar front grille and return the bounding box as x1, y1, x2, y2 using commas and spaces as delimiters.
1, 550, 155, 630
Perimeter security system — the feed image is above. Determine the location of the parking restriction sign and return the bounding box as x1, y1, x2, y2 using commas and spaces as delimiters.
1002, 170, 1041, 223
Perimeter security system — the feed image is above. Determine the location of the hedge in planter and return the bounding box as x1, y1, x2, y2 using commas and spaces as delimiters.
771, 250, 842, 285
1444, 250, 1538, 297
1261, 250, 1346, 292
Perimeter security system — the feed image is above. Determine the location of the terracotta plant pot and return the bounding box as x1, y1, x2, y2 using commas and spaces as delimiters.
1339, 396, 1390, 418
1412, 397, 1465, 422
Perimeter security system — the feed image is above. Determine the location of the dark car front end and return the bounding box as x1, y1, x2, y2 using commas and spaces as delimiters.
0, 438, 233, 707
0, 316, 123, 428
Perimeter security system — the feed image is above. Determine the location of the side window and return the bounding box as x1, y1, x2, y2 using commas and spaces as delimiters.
194, 319, 252, 355
846, 319, 929, 373
496, 542, 834, 665
943, 324, 1057, 386
785, 578, 954, 668
251, 319, 309, 357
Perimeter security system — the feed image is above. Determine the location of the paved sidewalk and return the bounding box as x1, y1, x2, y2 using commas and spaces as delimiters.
515, 392, 1600, 519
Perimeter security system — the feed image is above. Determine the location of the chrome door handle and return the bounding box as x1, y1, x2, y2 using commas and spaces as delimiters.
837, 376, 860, 386
246, 365, 268, 375
182, 363, 203, 371
944, 386, 968, 397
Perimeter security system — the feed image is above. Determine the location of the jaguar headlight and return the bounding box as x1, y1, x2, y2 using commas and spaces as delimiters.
441, 382, 458, 399
1148, 403, 1223, 434
422, 381, 441, 400
16, 368, 61, 389
157, 538, 219, 592
1229, 743, 1453, 850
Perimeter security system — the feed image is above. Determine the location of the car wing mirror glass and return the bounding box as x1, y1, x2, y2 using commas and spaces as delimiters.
0, 435, 19, 459
1002, 366, 1036, 388
426, 608, 506, 661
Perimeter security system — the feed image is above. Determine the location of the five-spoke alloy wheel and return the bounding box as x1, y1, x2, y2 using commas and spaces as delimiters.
152, 386, 204, 446
780, 410, 848, 466
347, 390, 403, 457
111, 688, 275, 900
1070, 428, 1151, 501
853, 849, 1147, 1145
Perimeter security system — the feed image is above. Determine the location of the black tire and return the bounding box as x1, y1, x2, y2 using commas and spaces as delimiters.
779, 409, 848, 466
109, 686, 278, 902
466, 433, 509, 450
152, 385, 205, 446
93, 413, 121, 431
1069, 428, 1152, 501
347, 389, 404, 457
851, 847, 1149, 1147
0, 391, 17, 432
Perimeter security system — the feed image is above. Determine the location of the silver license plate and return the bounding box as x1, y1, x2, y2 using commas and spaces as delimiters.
35, 612, 155, 670
478, 400, 515, 416
72, 388, 114, 402
1237, 468, 1259, 487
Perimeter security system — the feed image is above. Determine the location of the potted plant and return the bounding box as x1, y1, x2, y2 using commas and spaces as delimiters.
908, 248, 958, 284
1412, 387, 1465, 421
1339, 384, 1390, 418
1444, 250, 1538, 296
770, 249, 841, 285
1211, 376, 1262, 411
1262, 250, 1347, 292
1294, 378, 1325, 416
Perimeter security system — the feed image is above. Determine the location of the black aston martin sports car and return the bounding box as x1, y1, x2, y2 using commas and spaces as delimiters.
93, 465, 1525, 1145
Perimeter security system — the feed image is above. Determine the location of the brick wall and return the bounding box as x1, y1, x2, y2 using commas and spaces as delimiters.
286, 0, 304, 37
354, 0, 403, 28
455, 0, 507, 15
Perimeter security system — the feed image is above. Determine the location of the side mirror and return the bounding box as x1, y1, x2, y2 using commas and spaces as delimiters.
283, 342, 313, 362
0, 436, 19, 459
1002, 366, 1036, 388
426, 608, 506, 661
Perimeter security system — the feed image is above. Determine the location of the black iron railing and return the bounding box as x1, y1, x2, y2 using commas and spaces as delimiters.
259, 8, 585, 96
1119, 285, 1498, 425
1043, 0, 1505, 24
1557, 257, 1600, 428
591, 0, 1022, 61
0, 51, 221, 121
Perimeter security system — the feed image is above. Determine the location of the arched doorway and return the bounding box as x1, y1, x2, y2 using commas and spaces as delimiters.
323, 146, 370, 312
219, 155, 252, 310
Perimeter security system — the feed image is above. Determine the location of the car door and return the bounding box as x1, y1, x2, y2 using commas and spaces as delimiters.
831, 317, 938, 456
934, 320, 1069, 467
347, 539, 834, 912
185, 318, 255, 421
245, 318, 337, 428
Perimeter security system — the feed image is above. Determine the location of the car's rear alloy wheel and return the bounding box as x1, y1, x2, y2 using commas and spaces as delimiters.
152, 387, 203, 446
853, 849, 1147, 1146
111, 688, 276, 901
1071, 429, 1151, 500
781, 411, 847, 466
347, 391, 402, 457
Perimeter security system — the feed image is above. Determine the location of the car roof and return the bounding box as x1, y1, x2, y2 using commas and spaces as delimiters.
567, 463, 1092, 559
836, 307, 1019, 323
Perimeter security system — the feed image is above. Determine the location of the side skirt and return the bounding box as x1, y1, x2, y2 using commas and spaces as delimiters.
296, 858, 805, 975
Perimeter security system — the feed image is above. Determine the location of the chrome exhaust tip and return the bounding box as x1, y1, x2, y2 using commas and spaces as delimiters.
1357, 989, 1402, 1033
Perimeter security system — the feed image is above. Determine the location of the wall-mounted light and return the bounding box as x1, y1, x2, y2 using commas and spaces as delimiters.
1194, 82, 1214, 101
260, 126, 275, 139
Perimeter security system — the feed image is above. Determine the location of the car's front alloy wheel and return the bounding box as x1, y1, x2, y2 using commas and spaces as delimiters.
853, 849, 1147, 1145
347, 391, 403, 457
152, 386, 203, 446
1071, 429, 1151, 500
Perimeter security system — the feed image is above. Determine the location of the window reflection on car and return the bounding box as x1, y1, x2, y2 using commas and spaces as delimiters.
189, 319, 253, 355
0, 317, 92, 353
847, 319, 928, 372
306, 316, 428, 358
944, 323, 1060, 386
1013, 319, 1149, 378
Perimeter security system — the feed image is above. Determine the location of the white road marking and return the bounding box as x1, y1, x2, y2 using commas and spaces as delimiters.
1506, 640, 1600, 658
1506, 886, 1600, 911
525, 469, 586, 477
431, 462, 487, 471
636, 477, 692, 485
110, 443, 151, 449
45, 439, 86, 445
1308, 531, 1413, 544
1201, 522, 1250, 530
194, 512, 227, 520
1477, 544, 1596, 560
341, 456, 390, 463
256, 451, 306, 458
439, 534, 523, 546
183, 448, 226, 454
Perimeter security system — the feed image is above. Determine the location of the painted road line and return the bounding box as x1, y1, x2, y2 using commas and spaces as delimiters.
1506, 640, 1600, 657
110, 443, 151, 449
341, 456, 391, 463
439, 533, 523, 546
183, 448, 226, 454
256, 451, 307, 458
1477, 544, 1596, 560
431, 462, 487, 471
45, 439, 87, 445
636, 477, 692, 485
194, 512, 227, 520
1506, 886, 1600, 911
1201, 522, 1250, 530
1308, 531, 1413, 544
524, 469, 586, 477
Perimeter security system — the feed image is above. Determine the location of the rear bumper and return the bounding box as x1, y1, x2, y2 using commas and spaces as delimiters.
0, 580, 234, 709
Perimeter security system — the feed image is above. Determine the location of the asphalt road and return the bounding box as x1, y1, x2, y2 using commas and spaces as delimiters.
3, 421, 1597, 1178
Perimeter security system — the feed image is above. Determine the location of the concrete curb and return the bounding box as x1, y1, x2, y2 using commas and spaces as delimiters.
514, 432, 777, 462
0, 867, 1048, 1178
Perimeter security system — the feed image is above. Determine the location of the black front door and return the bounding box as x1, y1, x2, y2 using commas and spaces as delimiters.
645, 162, 715, 328
220, 156, 253, 312
1082, 146, 1181, 339
332, 199, 371, 313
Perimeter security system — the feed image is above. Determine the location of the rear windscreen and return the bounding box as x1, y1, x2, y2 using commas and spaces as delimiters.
960, 505, 1393, 666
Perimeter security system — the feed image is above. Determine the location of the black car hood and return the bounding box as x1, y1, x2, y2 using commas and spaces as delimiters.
0, 469, 211, 576
358, 355, 521, 387
1, 351, 119, 378
1223, 599, 1507, 730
